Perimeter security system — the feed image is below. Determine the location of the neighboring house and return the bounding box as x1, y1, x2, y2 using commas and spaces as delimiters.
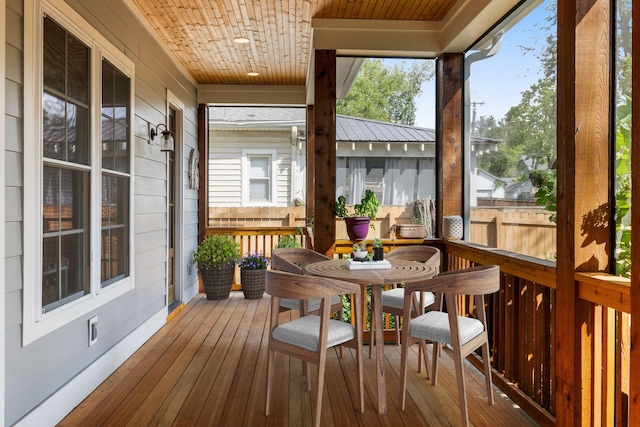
474, 168, 507, 200
210, 107, 497, 208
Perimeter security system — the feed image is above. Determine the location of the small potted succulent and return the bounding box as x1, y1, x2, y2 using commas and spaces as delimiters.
372, 238, 384, 261
352, 242, 368, 260
193, 234, 241, 300
238, 252, 270, 299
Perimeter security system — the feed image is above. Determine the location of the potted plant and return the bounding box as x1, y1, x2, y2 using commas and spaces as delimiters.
238, 252, 270, 299
193, 234, 241, 300
352, 242, 368, 260
336, 189, 380, 241
372, 237, 384, 261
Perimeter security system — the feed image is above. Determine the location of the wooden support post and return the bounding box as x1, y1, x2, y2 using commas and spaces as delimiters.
436, 53, 464, 236
306, 105, 316, 237
556, 1, 611, 425
313, 50, 337, 256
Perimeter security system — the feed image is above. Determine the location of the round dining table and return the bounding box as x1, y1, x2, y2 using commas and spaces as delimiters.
305, 258, 437, 414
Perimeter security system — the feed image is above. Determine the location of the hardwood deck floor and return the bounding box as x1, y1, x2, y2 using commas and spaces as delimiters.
59, 293, 539, 427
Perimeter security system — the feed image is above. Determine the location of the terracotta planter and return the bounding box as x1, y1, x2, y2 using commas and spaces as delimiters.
201, 262, 235, 300
240, 269, 266, 299
345, 217, 370, 241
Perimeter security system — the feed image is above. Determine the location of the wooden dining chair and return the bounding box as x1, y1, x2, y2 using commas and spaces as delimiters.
398, 265, 500, 427
265, 270, 364, 427
271, 248, 343, 318
379, 246, 440, 372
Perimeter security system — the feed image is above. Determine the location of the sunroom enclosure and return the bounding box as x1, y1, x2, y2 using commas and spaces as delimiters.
197, 1, 640, 426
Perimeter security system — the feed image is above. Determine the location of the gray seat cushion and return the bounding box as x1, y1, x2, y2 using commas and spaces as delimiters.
272, 315, 356, 351
409, 311, 484, 346
381, 288, 435, 311
280, 295, 342, 312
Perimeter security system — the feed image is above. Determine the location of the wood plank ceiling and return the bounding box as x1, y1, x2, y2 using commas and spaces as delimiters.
128, 0, 468, 85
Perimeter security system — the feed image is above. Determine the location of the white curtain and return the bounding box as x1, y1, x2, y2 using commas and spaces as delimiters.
382, 158, 416, 205
336, 157, 347, 198
417, 158, 436, 199
348, 158, 366, 204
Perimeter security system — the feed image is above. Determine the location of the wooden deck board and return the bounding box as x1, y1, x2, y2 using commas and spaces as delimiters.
59, 293, 539, 427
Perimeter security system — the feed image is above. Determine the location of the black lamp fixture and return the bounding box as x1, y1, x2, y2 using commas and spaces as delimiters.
150, 123, 174, 152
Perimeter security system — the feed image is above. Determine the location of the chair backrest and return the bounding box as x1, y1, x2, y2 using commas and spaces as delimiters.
271, 248, 330, 275
405, 265, 500, 296
266, 269, 360, 302
386, 246, 440, 271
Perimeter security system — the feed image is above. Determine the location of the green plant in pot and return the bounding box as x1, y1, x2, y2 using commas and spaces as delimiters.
193, 234, 241, 300
336, 190, 380, 241
372, 237, 384, 261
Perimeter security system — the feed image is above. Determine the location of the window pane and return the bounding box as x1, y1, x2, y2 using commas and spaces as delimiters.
101, 115, 115, 170
101, 174, 129, 285
102, 60, 130, 174
60, 168, 87, 231
250, 157, 269, 178
249, 180, 269, 201
43, 92, 66, 161
43, 17, 65, 93
67, 34, 89, 104
43, 167, 60, 232
102, 61, 115, 118
42, 231, 88, 311
114, 68, 130, 121
67, 102, 89, 165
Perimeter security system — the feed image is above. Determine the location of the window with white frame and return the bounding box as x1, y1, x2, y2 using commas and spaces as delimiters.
24, 0, 134, 343
242, 149, 277, 205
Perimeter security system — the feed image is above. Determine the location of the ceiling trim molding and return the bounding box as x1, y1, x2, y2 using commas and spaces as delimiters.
198, 85, 306, 105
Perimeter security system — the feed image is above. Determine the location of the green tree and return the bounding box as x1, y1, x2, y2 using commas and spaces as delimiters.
337, 59, 433, 125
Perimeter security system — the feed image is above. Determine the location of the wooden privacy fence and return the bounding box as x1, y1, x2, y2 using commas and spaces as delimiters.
209, 206, 557, 258
444, 240, 631, 427
470, 208, 556, 260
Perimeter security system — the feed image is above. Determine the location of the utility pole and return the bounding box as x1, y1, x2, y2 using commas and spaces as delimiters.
470, 101, 485, 135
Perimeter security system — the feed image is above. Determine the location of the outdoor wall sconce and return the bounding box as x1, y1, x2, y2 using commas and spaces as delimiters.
150, 123, 174, 152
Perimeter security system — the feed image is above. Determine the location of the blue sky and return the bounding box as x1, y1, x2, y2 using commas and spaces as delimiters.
414, 2, 553, 129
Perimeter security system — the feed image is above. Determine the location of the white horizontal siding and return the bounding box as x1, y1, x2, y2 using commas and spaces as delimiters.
209, 129, 292, 207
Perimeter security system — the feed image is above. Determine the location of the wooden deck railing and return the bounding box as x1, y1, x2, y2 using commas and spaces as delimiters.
443, 240, 631, 427
201, 226, 632, 426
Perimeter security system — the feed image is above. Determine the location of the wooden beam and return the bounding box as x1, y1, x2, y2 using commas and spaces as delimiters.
313, 50, 337, 256
436, 53, 464, 235
556, 1, 611, 425
306, 105, 316, 237
630, 0, 640, 419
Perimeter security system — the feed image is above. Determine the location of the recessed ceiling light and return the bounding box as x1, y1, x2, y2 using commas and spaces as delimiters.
233, 37, 250, 44
247, 72, 259, 77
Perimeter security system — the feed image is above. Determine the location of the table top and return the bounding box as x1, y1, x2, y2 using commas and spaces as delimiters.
305, 259, 436, 285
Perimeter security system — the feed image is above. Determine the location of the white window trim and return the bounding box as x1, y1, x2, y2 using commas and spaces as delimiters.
241, 149, 277, 206
23, 0, 135, 345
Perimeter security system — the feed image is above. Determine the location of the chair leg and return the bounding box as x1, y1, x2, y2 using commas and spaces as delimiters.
303, 361, 312, 392
431, 342, 441, 386
314, 355, 327, 427
418, 339, 429, 378
399, 327, 410, 410
394, 315, 401, 346
482, 340, 495, 405
451, 345, 470, 427
265, 348, 274, 415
